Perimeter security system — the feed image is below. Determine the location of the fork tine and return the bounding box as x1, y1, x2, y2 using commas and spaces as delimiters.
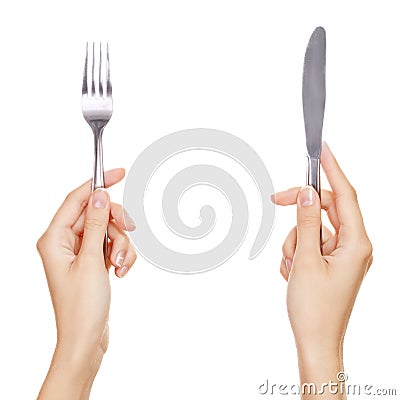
99, 43, 104, 97
106, 43, 112, 96
82, 42, 88, 95
91, 43, 96, 97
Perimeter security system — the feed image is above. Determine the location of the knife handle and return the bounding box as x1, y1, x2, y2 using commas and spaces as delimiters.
306, 156, 321, 197
307, 156, 322, 252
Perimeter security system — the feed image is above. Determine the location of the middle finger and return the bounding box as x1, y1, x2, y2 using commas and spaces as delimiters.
72, 202, 136, 235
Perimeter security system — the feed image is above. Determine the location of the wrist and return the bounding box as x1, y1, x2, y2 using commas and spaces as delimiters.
296, 341, 346, 399
38, 344, 104, 400
296, 340, 343, 370
54, 338, 105, 377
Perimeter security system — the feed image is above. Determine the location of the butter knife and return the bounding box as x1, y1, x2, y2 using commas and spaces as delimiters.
302, 26, 326, 197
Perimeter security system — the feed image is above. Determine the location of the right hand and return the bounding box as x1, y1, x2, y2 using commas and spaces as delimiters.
272, 143, 373, 360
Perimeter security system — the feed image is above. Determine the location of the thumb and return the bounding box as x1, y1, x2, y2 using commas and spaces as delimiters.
80, 189, 110, 257
296, 186, 321, 255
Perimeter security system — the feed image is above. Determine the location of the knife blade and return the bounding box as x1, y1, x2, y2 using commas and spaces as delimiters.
302, 26, 326, 197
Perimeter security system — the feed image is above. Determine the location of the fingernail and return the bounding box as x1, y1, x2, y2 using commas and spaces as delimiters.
299, 186, 315, 207
93, 189, 108, 209
118, 265, 128, 278
285, 258, 292, 273
116, 250, 126, 268
124, 211, 136, 231
270, 194, 276, 203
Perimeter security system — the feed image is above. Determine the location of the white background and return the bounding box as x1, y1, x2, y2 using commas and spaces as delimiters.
0, 1, 399, 398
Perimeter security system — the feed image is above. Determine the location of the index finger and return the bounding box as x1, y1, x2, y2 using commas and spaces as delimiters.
272, 187, 340, 232
321, 142, 367, 240
49, 168, 125, 230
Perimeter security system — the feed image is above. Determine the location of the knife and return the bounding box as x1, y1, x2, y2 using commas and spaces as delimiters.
302, 26, 326, 198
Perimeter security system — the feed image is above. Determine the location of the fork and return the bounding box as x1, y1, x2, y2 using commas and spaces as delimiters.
82, 42, 113, 261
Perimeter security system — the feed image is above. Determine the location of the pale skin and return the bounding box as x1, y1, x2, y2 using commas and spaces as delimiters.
37, 168, 137, 400
272, 142, 373, 399
37, 144, 372, 399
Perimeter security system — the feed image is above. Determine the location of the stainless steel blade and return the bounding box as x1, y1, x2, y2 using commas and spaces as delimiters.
302, 26, 326, 160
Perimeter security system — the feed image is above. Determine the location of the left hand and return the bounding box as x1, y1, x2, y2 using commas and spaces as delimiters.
36, 168, 136, 375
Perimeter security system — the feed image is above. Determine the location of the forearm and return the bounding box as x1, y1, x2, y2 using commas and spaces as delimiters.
297, 343, 346, 400
37, 344, 103, 400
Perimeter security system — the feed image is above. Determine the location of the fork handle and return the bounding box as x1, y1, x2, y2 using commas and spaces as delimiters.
92, 130, 105, 190
92, 130, 108, 263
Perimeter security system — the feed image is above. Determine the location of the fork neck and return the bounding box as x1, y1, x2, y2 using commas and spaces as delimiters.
92, 127, 105, 191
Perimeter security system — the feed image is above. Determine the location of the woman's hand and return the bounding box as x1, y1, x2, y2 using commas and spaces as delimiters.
37, 168, 137, 400
272, 143, 373, 398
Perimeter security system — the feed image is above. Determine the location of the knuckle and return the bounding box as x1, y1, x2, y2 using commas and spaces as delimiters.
121, 234, 130, 248
64, 191, 75, 204
84, 217, 105, 232
36, 232, 49, 253
124, 248, 137, 267
282, 242, 293, 258
65, 190, 88, 211
131, 250, 137, 263
359, 238, 373, 259
114, 233, 130, 251
367, 254, 374, 270
36, 237, 44, 253
298, 214, 320, 228
348, 185, 358, 201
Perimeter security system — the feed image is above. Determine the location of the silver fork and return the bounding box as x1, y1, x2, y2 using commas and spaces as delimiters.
82, 42, 113, 261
